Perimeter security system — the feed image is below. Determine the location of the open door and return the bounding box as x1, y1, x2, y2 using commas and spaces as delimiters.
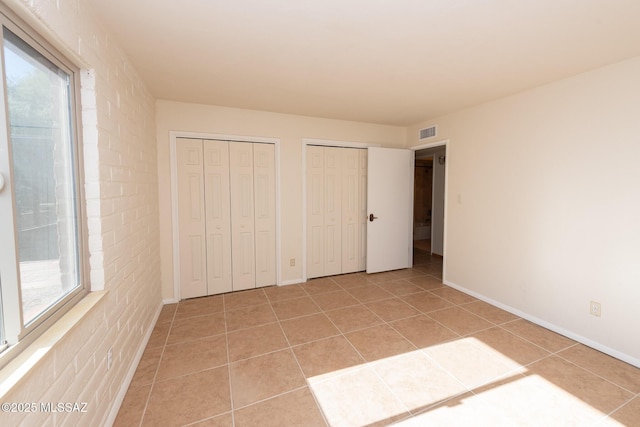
366, 147, 413, 273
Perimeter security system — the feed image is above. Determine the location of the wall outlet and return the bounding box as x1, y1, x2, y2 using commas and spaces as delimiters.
290, 258, 295, 267
107, 347, 113, 370
589, 301, 601, 317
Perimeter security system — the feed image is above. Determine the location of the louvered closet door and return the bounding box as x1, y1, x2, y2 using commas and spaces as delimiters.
176, 138, 207, 299
229, 142, 256, 291
342, 148, 360, 273
253, 143, 276, 287
203, 140, 232, 295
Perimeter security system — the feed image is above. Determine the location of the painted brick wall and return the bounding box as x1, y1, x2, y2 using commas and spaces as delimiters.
1, 0, 161, 425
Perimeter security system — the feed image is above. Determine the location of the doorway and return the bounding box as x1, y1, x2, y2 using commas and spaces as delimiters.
412, 142, 447, 263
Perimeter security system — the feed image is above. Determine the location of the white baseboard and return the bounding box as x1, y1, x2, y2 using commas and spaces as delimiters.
163, 298, 179, 304
104, 301, 163, 426
444, 279, 640, 369
280, 278, 306, 286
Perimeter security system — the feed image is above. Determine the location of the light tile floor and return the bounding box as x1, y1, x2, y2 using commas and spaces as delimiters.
115, 250, 640, 426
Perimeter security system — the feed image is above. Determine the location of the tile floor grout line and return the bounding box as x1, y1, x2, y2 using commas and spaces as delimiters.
268, 287, 331, 427
367, 358, 415, 419
494, 322, 576, 358
492, 323, 558, 357
416, 347, 474, 395
181, 410, 233, 427
222, 293, 236, 427
407, 309, 466, 339
553, 349, 640, 396
318, 300, 371, 367
231, 384, 312, 412
137, 303, 178, 427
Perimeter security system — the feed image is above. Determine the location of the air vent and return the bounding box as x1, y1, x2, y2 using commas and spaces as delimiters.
419, 126, 437, 140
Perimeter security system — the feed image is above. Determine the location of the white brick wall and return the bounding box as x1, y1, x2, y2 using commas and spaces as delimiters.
1, 0, 161, 425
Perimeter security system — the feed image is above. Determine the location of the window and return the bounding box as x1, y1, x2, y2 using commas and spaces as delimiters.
0, 6, 86, 362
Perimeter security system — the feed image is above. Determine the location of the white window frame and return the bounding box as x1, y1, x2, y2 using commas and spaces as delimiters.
0, 4, 88, 368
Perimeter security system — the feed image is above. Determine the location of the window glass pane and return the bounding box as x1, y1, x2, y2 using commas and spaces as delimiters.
3, 30, 80, 325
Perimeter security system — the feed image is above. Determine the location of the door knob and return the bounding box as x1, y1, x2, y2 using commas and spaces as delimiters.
369, 213, 378, 222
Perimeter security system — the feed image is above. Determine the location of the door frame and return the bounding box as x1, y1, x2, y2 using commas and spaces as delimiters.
170, 131, 281, 300
410, 139, 449, 278
301, 138, 378, 283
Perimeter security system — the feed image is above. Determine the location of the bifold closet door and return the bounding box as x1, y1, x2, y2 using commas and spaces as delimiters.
176, 138, 207, 299
307, 146, 367, 279
323, 147, 343, 276
203, 140, 232, 295
306, 146, 325, 279
228, 141, 276, 291
253, 143, 276, 287
177, 139, 276, 298
342, 149, 359, 274
358, 149, 368, 271
306, 146, 343, 279
229, 142, 256, 291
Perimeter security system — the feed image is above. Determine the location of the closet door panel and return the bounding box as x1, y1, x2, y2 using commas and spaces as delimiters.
306, 146, 325, 279
342, 148, 359, 273
176, 138, 207, 299
358, 149, 368, 271
324, 147, 342, 276
203, 140, 232, 295
230, 142, 256, 290
253, 143, 276, 287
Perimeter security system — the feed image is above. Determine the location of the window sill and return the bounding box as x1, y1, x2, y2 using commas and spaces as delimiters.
0, 291, 107, 399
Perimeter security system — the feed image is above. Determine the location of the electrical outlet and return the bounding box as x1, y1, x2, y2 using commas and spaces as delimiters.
290, 258, 295, 267
590, 301, 601, 317
107, 347, 113, 370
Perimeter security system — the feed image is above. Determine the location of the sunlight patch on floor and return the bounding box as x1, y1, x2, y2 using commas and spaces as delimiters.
308, 337, 614, 427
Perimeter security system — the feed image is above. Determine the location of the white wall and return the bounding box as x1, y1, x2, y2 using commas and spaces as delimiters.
407, 56, 640, 366
0, 1, 161, 425
156, 101, 406, 300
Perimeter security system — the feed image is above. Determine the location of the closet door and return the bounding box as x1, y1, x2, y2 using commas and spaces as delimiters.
203, 140, 232, 294
307, 145, 344, 278
323, 147, 343, 276
253, 143, 276, 287
358, 149, 368, 271
229, 142, 256, 291
342, 149, 359, 273
176, 138, 207, 299
306, 146, 325, 279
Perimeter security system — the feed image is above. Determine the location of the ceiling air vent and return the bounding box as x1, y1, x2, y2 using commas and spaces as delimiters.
419, 126, 437, 140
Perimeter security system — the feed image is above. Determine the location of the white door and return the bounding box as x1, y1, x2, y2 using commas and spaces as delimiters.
366, 147, 413, 273
306, 146, 325, 279
176, 138, 207, 298
358, 149, 368, 271
203, 140, 232, 295
229, 142, 256, 291
341, 148, 359, 273
324, 147, 343, 276
253, 143, 276, 287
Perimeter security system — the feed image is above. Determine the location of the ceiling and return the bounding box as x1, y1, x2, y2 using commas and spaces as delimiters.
85, 0, 640, 126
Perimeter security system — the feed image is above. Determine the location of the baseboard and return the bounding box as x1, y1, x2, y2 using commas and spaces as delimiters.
104, 300, 163, 426
443, 279, 640, 369
163, 298, 179, 304
280, 278, 306, 286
